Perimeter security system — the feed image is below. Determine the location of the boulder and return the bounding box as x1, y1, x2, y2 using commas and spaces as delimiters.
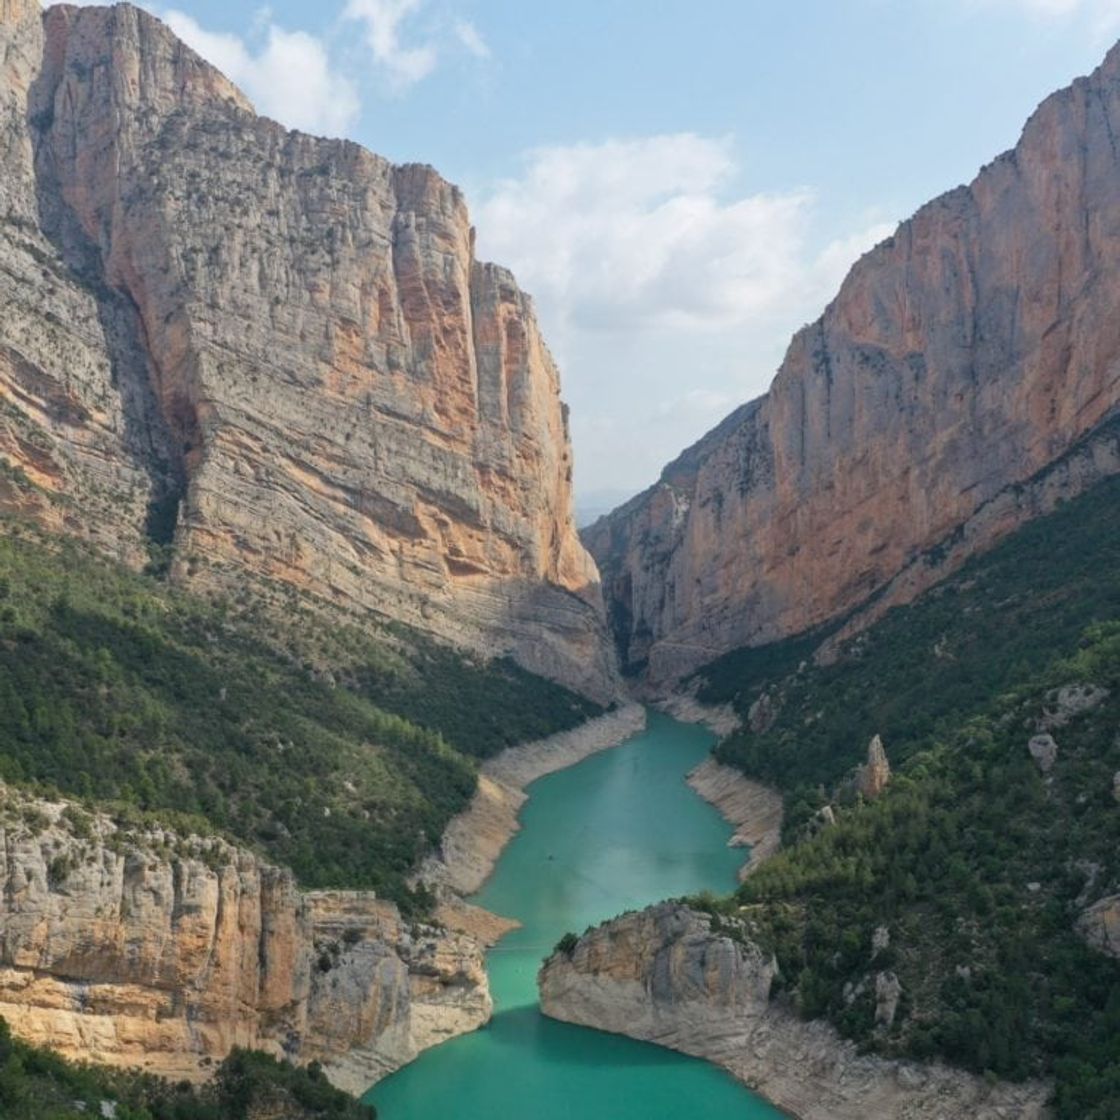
1027, 734, 1058, 774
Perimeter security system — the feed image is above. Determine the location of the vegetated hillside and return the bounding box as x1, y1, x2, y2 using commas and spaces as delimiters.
0, 1017, 375, 1119
690, 475, 1120, 1117
0, 517, 600, 910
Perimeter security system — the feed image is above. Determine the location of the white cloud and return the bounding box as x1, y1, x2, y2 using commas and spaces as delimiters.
343, 0, 438, 90
472, 133, 894, 493
454, 18, 490, 60
161, 9, 360, 135
475, 134, 889, 334
342, 0, 494, 91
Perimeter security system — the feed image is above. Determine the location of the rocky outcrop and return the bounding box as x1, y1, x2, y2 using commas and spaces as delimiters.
685, 758, 782, 880
588, 42, 1120, 686
1028, 733, 1059, 774
0, 783, 490, 1094
1077, 894, 1120, 958
0, 0, 617, 700
1038, 683, 1109, 730
858, 735, 891, 799
417, 704, 647, 897
539, 903, 1050, 1120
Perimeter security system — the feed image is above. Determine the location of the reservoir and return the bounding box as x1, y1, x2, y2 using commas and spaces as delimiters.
368, 711, 786, 1119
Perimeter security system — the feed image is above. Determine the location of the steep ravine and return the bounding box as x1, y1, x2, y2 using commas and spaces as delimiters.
370, 711, 785, 1120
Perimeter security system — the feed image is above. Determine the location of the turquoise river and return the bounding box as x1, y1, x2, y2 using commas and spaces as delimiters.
366, 711, 786, 1119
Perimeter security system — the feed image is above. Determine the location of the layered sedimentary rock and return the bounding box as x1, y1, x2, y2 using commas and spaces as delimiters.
539, 903, 1050, 1120
0, 783, 489, 1094
0, 0, 615, 699
588, 42, 1120, 684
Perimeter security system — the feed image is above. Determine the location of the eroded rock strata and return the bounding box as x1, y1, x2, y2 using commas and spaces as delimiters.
588, 42, 1120, 685
0, 783, 490, 1095
539, 903, 1050, 1120
0, 0, 615, 700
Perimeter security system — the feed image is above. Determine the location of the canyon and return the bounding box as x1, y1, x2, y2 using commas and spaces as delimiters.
0, 0, 616, 702
2, 1, 1120, 1117
587, 40, 1120, 686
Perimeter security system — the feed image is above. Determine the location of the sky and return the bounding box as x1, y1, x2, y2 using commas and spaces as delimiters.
72, 0, 1120, 506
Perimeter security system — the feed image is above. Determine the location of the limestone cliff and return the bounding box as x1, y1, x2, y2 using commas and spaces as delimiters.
588, 42, 1120, 684
0, 782, 489, 1095
539, 903, 1050, 1120
0, 0, 615, 700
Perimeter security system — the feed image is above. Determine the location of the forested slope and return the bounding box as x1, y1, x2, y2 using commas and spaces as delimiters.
0, 518, 600, 909
690, 476, 1120, 1116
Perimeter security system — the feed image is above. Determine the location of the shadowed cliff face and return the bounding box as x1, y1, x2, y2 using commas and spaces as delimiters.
587, 42, 1120, 685
0, 0, 617, 700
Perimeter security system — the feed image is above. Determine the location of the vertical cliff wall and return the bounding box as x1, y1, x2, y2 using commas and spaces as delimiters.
587, 42, 1120, 684
0, 0, 616, 700
0, 782, 490, 1095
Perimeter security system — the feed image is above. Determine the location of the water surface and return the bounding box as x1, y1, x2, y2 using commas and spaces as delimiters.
368, 711, 786, 1119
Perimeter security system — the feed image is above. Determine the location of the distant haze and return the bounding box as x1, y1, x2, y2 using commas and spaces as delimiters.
575, 488, 640, 529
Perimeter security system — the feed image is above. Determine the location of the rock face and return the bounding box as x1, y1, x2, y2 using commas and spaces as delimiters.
858, 734, 891, 799
0, 0, 616, 700
539, 903, 1050, 1120
1077, 894, 1120, 958
587, 42, 1120, 685
874, 971, 902, 1028
1028, 733, 1059, 773
0, 783, 490, 1095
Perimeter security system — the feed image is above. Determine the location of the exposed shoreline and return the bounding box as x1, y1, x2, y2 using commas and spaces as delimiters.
654, 693, 741, 738
418, 703, 649, 907
540, 903, 1052, 1120
686, 758, 784, 880
653, 693, 784, 879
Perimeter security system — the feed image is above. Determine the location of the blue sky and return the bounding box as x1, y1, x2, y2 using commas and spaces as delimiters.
90, 0, 1120, 503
